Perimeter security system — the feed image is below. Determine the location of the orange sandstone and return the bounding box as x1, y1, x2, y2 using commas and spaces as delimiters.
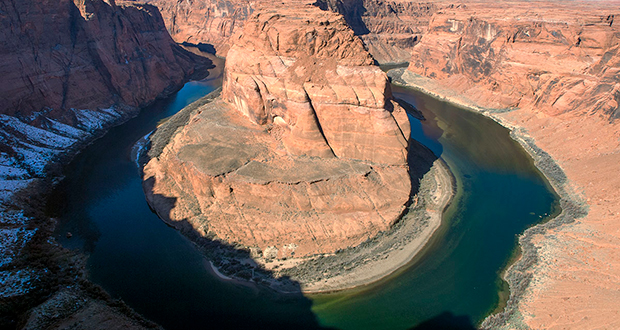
398, 1, 620, 328
142, 3, 412, 260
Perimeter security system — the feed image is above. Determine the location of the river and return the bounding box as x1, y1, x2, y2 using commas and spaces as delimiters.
49, 79, 559, 329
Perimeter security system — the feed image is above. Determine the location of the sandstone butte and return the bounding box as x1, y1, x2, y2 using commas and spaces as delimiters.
142, 2, 413, 261
395, 1, 620, 329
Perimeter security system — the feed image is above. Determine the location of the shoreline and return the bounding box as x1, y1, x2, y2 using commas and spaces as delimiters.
297, 159, 454, 293
170, 157, 455, 294
387, 68, 588, 329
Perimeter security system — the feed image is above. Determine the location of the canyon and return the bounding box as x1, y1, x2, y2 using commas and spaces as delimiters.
0, 0, 213, 203
147, 0, 620, 327
2, 0, 620, 328
392, 1, 620, 329
0, 0, 212, 327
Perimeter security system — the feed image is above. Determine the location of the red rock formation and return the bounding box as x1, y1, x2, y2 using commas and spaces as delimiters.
0, 0, 212, 201
0, 0, 210, 119
0, 0, 211, 327
143, 0, 439, 63
315, 0, 439, 63
398, 1, 620, 328
142, 0, 254, 56
222, 5, 410, 164
407, 1, 620, 118
143, 3, 412, 260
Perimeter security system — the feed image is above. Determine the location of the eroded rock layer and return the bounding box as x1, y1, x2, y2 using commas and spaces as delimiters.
222, 5, 410, 164
144, 0, 439, 63
397, 1, 620, 329
142, 0, 254, 56
315, 0, 439, 63
407, 1, 620, 118
0, 0, 211, 327
0, 0, 212, 203
1, 0, 210, 118
143, 3, 411, 259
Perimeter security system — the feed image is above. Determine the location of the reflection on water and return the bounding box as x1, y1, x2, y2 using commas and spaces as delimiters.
49, 80, 558, 330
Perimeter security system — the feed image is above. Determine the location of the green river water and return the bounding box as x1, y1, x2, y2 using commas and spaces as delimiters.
50, 79, 559, 329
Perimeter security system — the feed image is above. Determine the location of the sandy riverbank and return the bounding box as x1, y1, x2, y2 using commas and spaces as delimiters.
388, 68, 615, 329
198, 156, 454, 294
288, 158, 454, 293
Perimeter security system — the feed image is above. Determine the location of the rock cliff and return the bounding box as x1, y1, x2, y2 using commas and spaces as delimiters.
0, 0, 211, 327
407, 1, 620, 118
395, 1, 620, 329
143, 0, 254, 56
315, 0, 438, 63
0, 0, 212, 203
144, 0, 439, 63
142, 3, 412, 260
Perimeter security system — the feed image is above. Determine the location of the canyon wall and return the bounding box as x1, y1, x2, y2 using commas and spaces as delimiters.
142, 0, 255, 56
407, 2, 620, 118
398, 1, 620, 329
143, 0, 439, 63
315, 0, 438, 63
0, 0, 212, 203
0, 0, 210, 326
143, 3, 412, 260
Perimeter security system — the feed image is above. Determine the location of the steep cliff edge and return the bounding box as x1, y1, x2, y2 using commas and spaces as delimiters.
394, 1, 620, 329
0, 0, 213, 203
0, 0, 211, 327
314, 0, 438, 64
142, 0, 254, 56
143, 0, 439, 63
142, 3, 419, 275
407, 1, 620, 118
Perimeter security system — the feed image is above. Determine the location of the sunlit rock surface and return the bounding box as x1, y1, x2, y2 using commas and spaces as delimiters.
143, 3, 412, 259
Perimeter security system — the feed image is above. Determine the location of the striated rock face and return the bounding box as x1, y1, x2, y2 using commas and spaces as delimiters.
142, 0, 254, 56
144, 0, 438, 63
222, 5, 410, 164
0, 0, 211, 326
1, 0, 210, 118
0, 0, 211, 202
143, 3, 411, 259
396, 1, 620, 329
407, 1, 620, 119
315, 0, 439, 63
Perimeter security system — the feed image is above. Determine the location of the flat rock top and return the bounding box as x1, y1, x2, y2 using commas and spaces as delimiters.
175, 98, 373, 183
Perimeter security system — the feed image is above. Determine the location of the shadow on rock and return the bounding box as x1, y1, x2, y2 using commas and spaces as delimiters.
181, 41, 217, 55
142, 176, 335, 330
313, 0, 370, 35
397, 98, 442, 199
410, 311, 477, 330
